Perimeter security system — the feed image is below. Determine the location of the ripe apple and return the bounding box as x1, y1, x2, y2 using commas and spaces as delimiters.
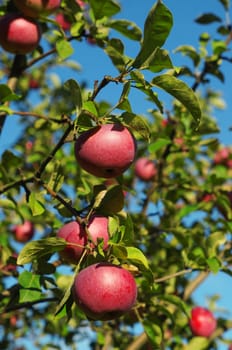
57, 221, 87, 263
86, 215, 109, 250
228, 345, 232, 350
55, 13, 71, 31
189, 306, 217, 337
75, 123, 137, 178
13, 221, 34, 243
13, 0, 61, 18
72, 262, 137, 320
214, 147, 230, 165
0, 14, 41, 54
134, 157, 157, 181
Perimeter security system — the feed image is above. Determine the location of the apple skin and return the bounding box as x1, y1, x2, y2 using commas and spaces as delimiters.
13, 221, 34, 243
57, 221, 87, 263
13, 0, 61, 18
55, 13, 71, 31
189, 306, 217, 337
75, 123, 137, 178
86, 215, 109, 250
0, 14, 41, 54
134, 157, 157, 181
72, 262, 137, 320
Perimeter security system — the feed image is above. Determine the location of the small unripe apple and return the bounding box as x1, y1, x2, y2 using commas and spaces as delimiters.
86, 215, 109, 250
13, 221, 34, 243
57, 221, 87, 263
0, 14, 41, 54
13, 0, 61, 18
189, 306, 217, 337
75, 123, 137, 178
73, 262, 137, 320
134, 157, 157, 181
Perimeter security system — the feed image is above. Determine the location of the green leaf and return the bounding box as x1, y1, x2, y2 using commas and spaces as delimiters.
177, 203, 200, 220
56, 39, 74, 60
17, 237, 66, 265
29, 192, 45, 216
64, 79, 82, 112
151, 74, 201, 125
18, 271, 42, 303
107, 19, 142, 41
158, 294, 189, 315
133, 2, 173, 69
205, 231, 227, 257
195, 13, 222, 24
89, 0, 120, 20
0, 84, 20, 103
0, 106, 13, 114
219, 0, 230, 10
19, 289, 42, 303
126, 246, 150, 270
104, 42, 127, 72
142, 320, 162, 349
175, 45, 201, 66
82, 100, 98, 117
206, 256, 221, 274
121, 111, 150, 141
185, 337, 209, 350
148, 138, 171, 152
1, 150, 22, 168
19, 271, 41, 289
94, 185, 125, 215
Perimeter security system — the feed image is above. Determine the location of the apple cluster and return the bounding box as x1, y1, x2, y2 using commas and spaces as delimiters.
55, 122, 138, 320
0, 0, 61, 54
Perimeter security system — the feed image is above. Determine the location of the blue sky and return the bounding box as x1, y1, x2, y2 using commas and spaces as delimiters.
1, 0, 231, 349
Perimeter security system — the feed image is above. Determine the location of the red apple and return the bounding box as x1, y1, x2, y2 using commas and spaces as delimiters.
134, 157, 157, 181
189, 306, 217, 337
76, 0, 85, 7
75, 123, 137, 178
55, 13, 71, 31
57, 221, 87, 263
13, 0, 61, 18
86, 215, 109, 250
213, 146, 232, 168
13, 221, 34, 243
0, 14, 41, 54
228, 345, 232, 350
72, 262, 137, 320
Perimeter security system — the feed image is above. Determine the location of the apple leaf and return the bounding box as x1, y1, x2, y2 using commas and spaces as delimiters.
133, 2, 173, 70
19, 271, 41, 289
56, 39, 74, 60
151, 74, 202, 125
205, 231, 227, 257
206, 256, 221, 274
89, 0, 120, 20
122, 112, 150, 141
185, 337, 209, 350
125, 246, 150, 270
107, 19, 142, 41
142, 320, 162, 349
148, 138, 171, 152
94, 185, 125, 215
29, 192, 45, 216
64, 79, 82, 113
0, 84, 20, 102
158, 294, 189, 316
18, 271, 42, 303
17, 237, 66, 265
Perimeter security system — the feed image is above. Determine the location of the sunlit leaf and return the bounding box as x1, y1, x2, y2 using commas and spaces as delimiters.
133, 2, 173, 69
152, 74, 201, 125
17, 237, 66, 265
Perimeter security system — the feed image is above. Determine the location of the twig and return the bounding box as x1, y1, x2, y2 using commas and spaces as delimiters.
126, 333, 148, 350
154, 269, 192, 283
183, 270, 210, 301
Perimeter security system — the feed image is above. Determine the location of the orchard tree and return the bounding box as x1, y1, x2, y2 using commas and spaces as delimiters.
0, 0, 232, 349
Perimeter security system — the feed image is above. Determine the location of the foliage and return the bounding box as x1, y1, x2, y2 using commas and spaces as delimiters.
0, 0, 231, 349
